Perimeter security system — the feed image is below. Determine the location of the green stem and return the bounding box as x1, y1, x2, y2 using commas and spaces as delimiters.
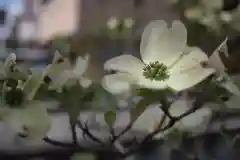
70, 120, 78, 145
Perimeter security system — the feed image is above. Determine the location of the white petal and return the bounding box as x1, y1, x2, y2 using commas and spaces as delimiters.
169, 100, 211, 133
167, 65, 215, 91
140, 20, 168, 64
101, 73, 135, 95
170, 47, 208, 74
141, 21, 187, 66
3, 101, 51, 141
132, 104, 163, 132
168, 21, 187, 58
117, 99, 129, 109
132, 104, 171, 139
4, 53, 16, 75
104, 55, 144, 76
208, 38, 228, 73
47, 58, 72, 78
52, 51, 63, 64
79, 76, 92, 88
49, 70, 73, 90
23, 68, 49, 101
74, 54, 90, 76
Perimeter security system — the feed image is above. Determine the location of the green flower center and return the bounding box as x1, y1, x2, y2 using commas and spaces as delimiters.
143, 61, 169, 81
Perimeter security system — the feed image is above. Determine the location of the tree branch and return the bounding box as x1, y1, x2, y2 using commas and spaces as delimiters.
43, 137, 76, 148
111, 122, 134, 143
76, 121, 105, 145
70, 122, 78, 145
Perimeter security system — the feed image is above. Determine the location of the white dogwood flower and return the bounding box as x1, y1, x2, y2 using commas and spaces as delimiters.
49, 53, 92, 91
102, 20, 215, 94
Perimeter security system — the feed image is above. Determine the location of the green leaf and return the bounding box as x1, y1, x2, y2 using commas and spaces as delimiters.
51, 36, 70, 54
8, 67, 28, 81
130, 98, 153, 122
59, 84, 84, 123
71, 152, 96, 160
104, 110, 116, 127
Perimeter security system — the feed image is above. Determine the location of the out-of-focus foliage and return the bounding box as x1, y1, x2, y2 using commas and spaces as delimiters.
169, 0, 240, 54
71, 152, 97, 160
92, 17, 135, 39
50, 35, 71, 54
170, 0, 240, 35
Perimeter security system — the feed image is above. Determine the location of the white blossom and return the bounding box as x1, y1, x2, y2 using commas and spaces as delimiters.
107, 17, 119, 30
49, 53, 92, 91
102, 20, 215, 94
124, 18, 135, 28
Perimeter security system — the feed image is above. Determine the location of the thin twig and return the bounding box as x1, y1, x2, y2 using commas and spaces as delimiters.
43, 137, 76, 148
120, 99, 205, 158
111, 122, 134, 143
76, 121, 104, 145
70, 122, 78, 145
110, 127, 116, 141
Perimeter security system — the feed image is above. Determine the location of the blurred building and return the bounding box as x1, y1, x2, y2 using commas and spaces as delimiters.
16, 0, 49, 62
0, 5, 15, 58
33, 0, 179, 81
35, 0, 178, 42
17, 0, 40, 43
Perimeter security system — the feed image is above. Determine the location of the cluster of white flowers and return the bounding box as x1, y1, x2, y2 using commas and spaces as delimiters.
0, 51, 91, 143
106, 16, 135, 30
0, 19, 239, 144
171, 0, 240, 33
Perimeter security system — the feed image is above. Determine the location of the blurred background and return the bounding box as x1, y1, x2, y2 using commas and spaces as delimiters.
1, 0, 240, 78
0, 0, 240, 159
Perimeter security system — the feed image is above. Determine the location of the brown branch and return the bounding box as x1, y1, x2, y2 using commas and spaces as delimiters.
120, 98, 205, 158
70, 122, 78, 145
43, 137, 76, 148
76, 121, 105, 145
111, 122, 134, 143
